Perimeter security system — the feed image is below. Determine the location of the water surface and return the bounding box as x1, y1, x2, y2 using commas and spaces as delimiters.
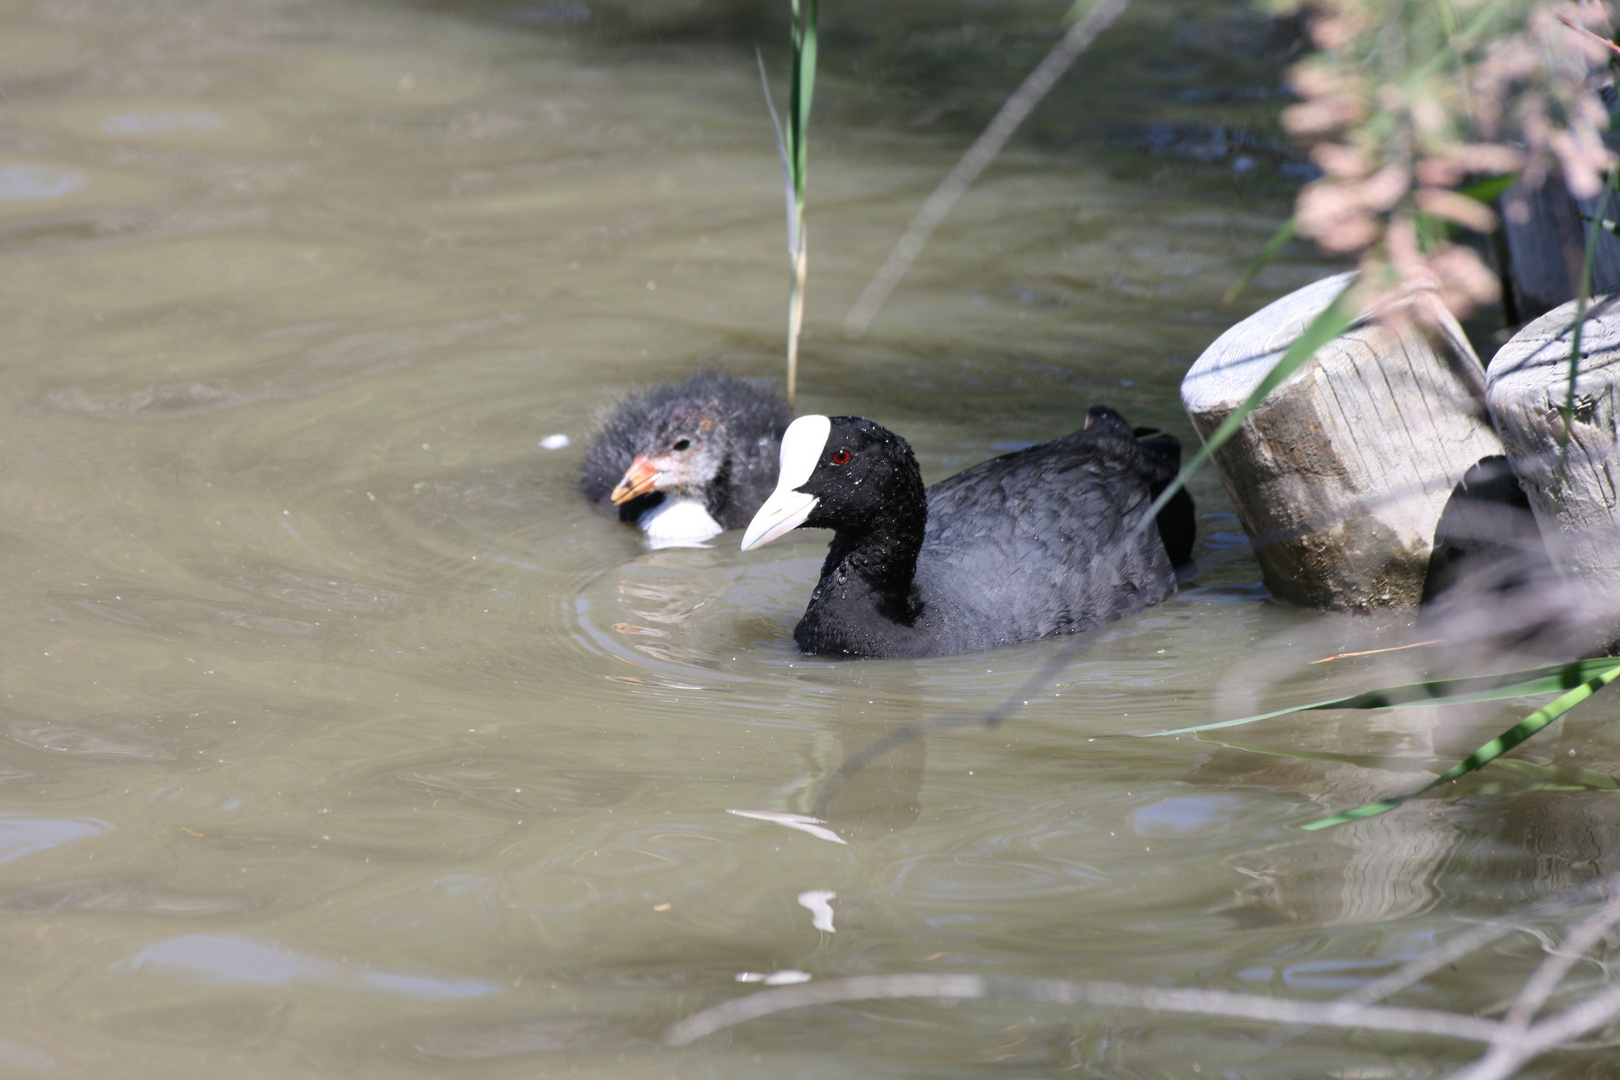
1, 0, 1617, 1076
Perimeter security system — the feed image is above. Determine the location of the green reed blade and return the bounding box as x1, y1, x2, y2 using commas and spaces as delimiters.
789, 0, 818, 221
1138, 280, 1355, 530
1457, 173, 1518, 204
1147, 657, 1620, 737
1562, 167, 1618, 450
1222, 217, 1297, 305
781, 0, 817, 407
1302, 659, 1620, 830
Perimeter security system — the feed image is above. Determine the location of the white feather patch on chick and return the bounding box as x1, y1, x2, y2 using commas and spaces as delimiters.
639, 496, 723, 548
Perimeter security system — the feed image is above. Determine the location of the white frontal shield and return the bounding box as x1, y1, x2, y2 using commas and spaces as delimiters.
740, 414, 831, 551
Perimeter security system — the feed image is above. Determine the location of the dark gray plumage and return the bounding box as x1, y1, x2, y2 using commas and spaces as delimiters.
751, 406, 1193, 658
579, 372, 790, 533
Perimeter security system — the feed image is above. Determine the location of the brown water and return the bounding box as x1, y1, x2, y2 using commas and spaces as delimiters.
2, 0, 1618, 1076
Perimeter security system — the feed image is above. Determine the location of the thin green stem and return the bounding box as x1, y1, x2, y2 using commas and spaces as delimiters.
783, 0, 818, 406
1223, 218, 1297, 305
1303, 660, 1620, 830
1562, 167, 1619, 451
1139, 281, 1357, 531
1147, 658, 1620, 738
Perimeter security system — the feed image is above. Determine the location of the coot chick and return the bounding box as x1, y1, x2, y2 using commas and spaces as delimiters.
740, 406, 1194, 657
580, 373, 791, 546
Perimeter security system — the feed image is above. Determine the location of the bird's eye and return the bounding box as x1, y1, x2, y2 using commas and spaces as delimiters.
671, 438, 691, 451
830, 448, 851, 466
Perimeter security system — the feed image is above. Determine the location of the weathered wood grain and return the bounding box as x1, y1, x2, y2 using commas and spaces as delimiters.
1486, 298, 1620, 647
1182, 272, 1506, 611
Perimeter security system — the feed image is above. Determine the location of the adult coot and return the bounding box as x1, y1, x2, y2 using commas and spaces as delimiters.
580, 373, 790, 546
740, 406, 1195, 657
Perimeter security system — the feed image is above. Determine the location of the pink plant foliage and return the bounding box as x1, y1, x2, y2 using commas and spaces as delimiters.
1279, 0, 1616, 320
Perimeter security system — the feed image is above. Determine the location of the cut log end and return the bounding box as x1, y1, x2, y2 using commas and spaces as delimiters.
1183, 274, 1504, 612
1486, 297, 1620, 651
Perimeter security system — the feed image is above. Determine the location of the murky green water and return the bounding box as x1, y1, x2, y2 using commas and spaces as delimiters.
2, 0, 1618, 1076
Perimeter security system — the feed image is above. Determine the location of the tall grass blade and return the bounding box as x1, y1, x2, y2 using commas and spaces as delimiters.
1458, 173, 1519, 204
789, 0, 817, 220
780, 0, 817, 407
1137, 280, 1356, 530
1148, 657, 1620, 737
1223, 217, 1297, 305
1302, 659, 1620, 830
1561, 168, 1618, 450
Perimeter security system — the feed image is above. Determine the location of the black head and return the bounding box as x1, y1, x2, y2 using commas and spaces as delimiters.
740, 415, 926, 550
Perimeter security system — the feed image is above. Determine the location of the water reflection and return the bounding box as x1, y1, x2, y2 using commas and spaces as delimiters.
390, 1013, 635, 1063
819, 727, 928, 843
1479, 791, 1620, 887
1182, 610, 1620, 929
5, 0, 1607, 1074
0, 816, 104, 866
0, 1035, 60, 1073
116, 933, 502, 999
0, 877, 251, 917
48, 314, 523, 421
1131, 793, 1240, 836
101, 111, 225, 137
0, 164, 86, 200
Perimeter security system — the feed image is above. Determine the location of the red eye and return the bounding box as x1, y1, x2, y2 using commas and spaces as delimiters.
830, 448, 851, 466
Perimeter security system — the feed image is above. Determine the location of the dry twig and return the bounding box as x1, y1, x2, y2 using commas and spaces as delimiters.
664, 973, 1499, 1047
843, 0, 1132, 339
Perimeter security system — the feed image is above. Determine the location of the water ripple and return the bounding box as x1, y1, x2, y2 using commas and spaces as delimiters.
114, 933, 501, 1000
0, 816, 105, 865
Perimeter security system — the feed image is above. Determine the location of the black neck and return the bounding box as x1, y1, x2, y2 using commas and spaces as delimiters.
795, 461, 929, 654
820, 506, 925, 617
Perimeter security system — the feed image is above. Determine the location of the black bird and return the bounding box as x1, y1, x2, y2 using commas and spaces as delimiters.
740, 406, 1195, 657
579, 373, 791, 545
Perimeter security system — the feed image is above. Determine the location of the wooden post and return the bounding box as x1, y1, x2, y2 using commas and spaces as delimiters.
1501, 176, 1620, 321
1181, 272, 1507, 611
1496, 83, 1620, 321
1485, 297, 1620, 647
